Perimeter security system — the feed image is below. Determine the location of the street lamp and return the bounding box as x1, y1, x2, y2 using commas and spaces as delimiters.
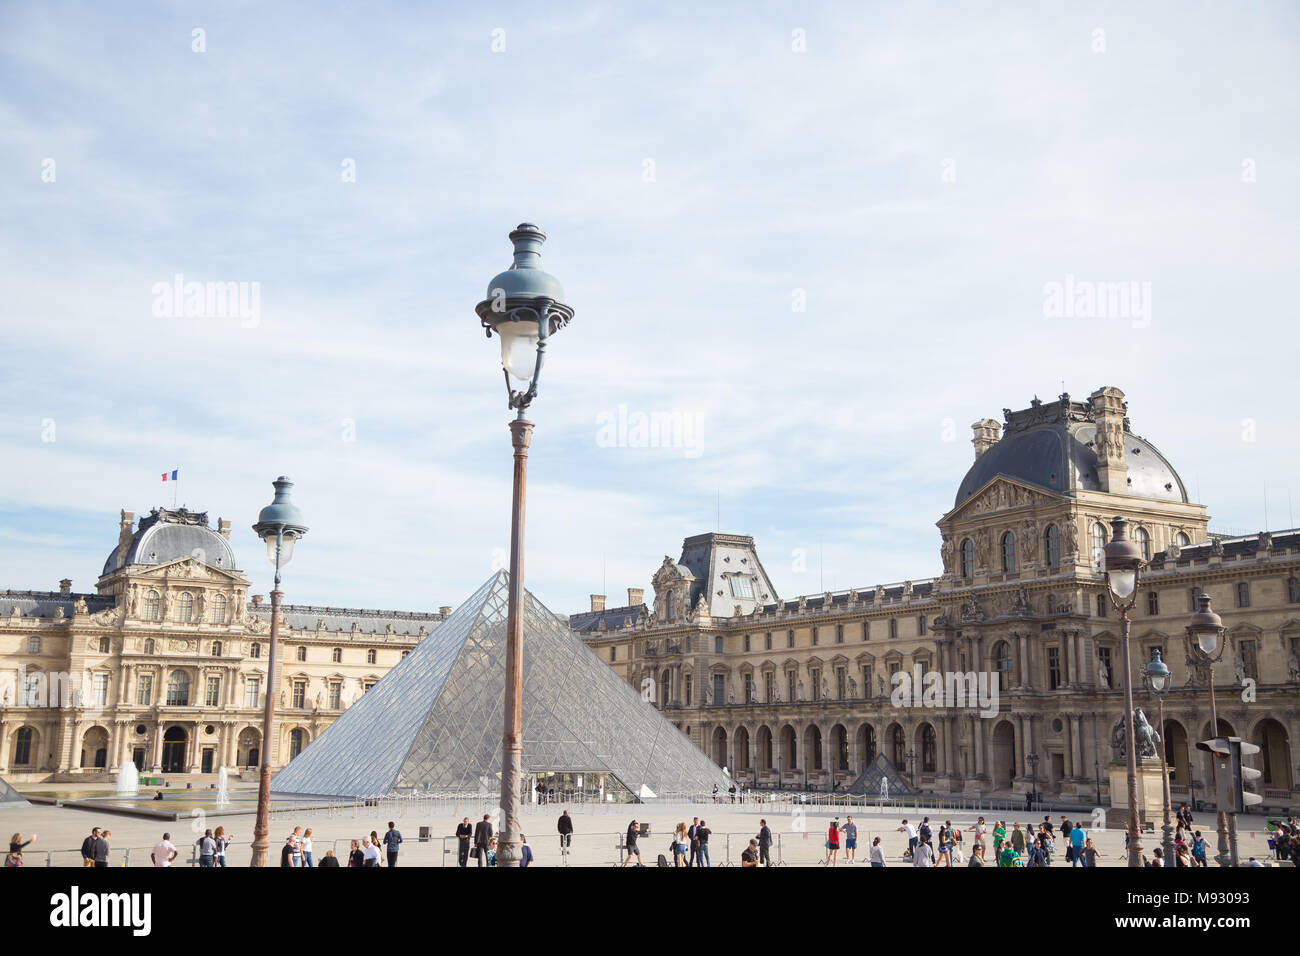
475, 223, 574, 867
1143, 648, 1175, 868
1094, 758, 1102, 807
906, 749, 918, 813
1103, 515, 1146, 867
1186, 593, 1229, 866
1026, 752, 1039, 812
248, 476, 308, 867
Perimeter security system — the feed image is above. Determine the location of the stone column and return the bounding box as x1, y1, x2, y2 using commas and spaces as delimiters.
972, 714, 986, 779
1023, 714, 1035, 776
153, 722, 164, 770
1013, 715, 1025, 777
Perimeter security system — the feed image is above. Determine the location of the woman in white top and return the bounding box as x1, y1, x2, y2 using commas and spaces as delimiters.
673, 823, 689, 867
301, 828, 314, 867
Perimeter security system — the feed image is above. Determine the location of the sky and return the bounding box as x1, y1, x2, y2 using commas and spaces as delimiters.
0, 0, 1297, 616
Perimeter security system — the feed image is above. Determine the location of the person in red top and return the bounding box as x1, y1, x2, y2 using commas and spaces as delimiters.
826, 819, 841, 867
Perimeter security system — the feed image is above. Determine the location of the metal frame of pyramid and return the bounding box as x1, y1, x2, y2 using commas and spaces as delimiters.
0, 774, 29, 807
271, 572, 728, 799
845, 752, 915, 797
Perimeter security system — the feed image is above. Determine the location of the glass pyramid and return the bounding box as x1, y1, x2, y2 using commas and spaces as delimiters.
0, 774, 28, 806
271, 571, 728, 799
845, 752, 915, 797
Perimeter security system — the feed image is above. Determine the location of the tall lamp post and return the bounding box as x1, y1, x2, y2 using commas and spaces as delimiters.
905, 749, 918, 813
1143, 648, 1175, 868
248, 476, 307, 867
1103, 515, 1146, 867
475, 223, 573, 867
1026, 752, 1039, 812
1186, 593, 1229, 866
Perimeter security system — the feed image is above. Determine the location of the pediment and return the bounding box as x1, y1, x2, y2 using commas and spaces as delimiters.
944, 477, 1061, 523
129, 557, 246, 585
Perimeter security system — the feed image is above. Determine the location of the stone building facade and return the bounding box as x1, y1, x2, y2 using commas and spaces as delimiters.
575, 388, 1300, 807
0, 506, 445, 782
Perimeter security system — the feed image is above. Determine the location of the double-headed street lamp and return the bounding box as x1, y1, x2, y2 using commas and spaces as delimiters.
1143, 648, 1175, 868
475, 223, 573, 867
1103, 515, 1146, 867
1186, 593, 1230, 866
248, 476, 308, 867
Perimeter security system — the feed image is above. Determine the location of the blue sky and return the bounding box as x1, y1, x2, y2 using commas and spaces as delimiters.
1, 1, 1297, 615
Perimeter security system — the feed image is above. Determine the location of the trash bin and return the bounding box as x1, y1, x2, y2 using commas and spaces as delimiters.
418, 826, 430, 842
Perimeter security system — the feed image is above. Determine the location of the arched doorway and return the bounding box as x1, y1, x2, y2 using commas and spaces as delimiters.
1163, 719, 1190, 786
887, 722, 905, 770
711, 726, 728, 768
289, 728, 307, 761
734, 726, 751, 771
757, 725, 773, 771
780, 724, 797, 775
161, 726, 188, 773
856, 724, 876, 772
1253, 718, 1291, 791
991, 720, 1016, 789
831, 724, 849, 773
80, 726, 109, 769
804, 725, 824, 772
238, 728, 261, 767
917, 722, 937, 773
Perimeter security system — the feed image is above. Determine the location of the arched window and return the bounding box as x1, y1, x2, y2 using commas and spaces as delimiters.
366, 648, 377, 665
250, 642, 261, 659
211, 641, 222, 656
144, 638, 155, 655
921, 725, 937, 772
332, 647, 342, 663
1001, 532, 1017, 572
296, 646, 307, 662
1090, 522, 1108, 571
14, 727, 34, 765
289, 728, 305, 760
960, 539, 974, 578
144, 590, 160, 621
1044, 525, 1061, 568
1175, 532, 1191, 548
177, 592, 193, 623
166, 671, 190, 706
212, 593, 227, 624
891, 726, 906, 769
1133, 526, 1151, 561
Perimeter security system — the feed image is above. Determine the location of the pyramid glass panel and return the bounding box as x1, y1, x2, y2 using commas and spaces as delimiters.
272, 572, 728, 799
845, 751, 915, 797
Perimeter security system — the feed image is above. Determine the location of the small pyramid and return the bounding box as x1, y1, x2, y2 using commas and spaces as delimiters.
0, 774, 29, 806
845, 752, 915, 797
272, 572, 727, 798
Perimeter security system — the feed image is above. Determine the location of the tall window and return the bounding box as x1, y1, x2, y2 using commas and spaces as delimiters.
211, 641, 222, 656
787, 671, 796, 702
610, 646, 617, 662
714, 636, 723, 653
212, 593, 228, 624
1090, 522, 1108, 572
1098, 646, 1113, 689
1044, 524, 1061, 568
918, 615, 927, 636
22, 671, 41, 706
144, 638, 155, 655
743, 634, 751, 652
328, 682, 341, 709
250, 642, 261, 659
1047, 646, 1061, 690
1290, 578, 1300, 604
684, 675, 692, 707
811, 627, 818, 646
331, 647, 342, 663
1189, 587, 1203, 612
244, 678, 260, 708
1001, 532, 1017, 572
744, 673, 753, 703
296, 646, 307, 662
836, 666, 846, 699
166, 671, 190, 706
666, 591, 675, 621
1096, 594, 1107, 617
764, 632, 772, 650
177, 592, 193, 623
960, 539, 974, 577
1147, 590, 1160, 615
836, 624, 844, 643
1239, 640, 1258, 680
862, 621, 870, 641
922, 725, 937, 772
1133, 526, 1151, 561
1237, 582, 1251, 608
994, 641, 1012, 691
93, 673, 109, 708
144, 590, 160, 621
292, 680, 306, 708
97, 636, 110, 653
14, 727, 33, 765
26, 636, 40, 655
810, 668, 821, 700
891, 726, 906, 769
888, 618, 898, 639
205, 676, 221, 707
764, 672, 774, 702
366, 648, 377, 664
787, 630, 794, 649
861, 666, 872, 697
136, 674, 153, 705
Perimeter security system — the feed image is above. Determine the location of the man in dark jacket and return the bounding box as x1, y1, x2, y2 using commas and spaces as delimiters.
557, 810, 573, 851
473, 814, 493, 868
757, 819, 773, 867
382, 821, 402, 867
80, 827, 100, 866
456, 818, 473, 867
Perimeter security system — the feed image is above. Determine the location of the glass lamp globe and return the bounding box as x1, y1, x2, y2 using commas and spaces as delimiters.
498, 320, 540, 381
1108, 568, 1137, 601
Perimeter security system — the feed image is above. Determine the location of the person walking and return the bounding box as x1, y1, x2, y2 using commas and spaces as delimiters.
869, 836, 885, 867
557, 810, 573, 853
519, 834, 533, 868
361, 837, 381, 867
992, 820, 1006, 854
1010, 822, 1025, 861
1082, 837, 1101, 867
92, 829, 111, 868
151, 832, 177, 868
841, 816, 858, 863
368, 830, 382, 863
301, 828, 315, 867
197, 829, 216, 867
80, 827, 100, 867
473, 814, 493, 868
912, 835, 934, 867
1190, 830, 1207, 867
622, 819, 643, 866
456, 817, 473, 867
382, 821, 402, 868
1069, 823, 1086, 867
936, 821, 953, 867
757, 819, 773, 867
673, 822, 689, 867
966, 817, 987, 855
825, 818, 840, 866
348, 839, 364, 868
213, 826, 231, 868
695, 820, 712, 867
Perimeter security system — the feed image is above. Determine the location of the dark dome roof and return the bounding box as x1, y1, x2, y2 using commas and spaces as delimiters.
955, 406, 1187, 507
102, 508, 238, 576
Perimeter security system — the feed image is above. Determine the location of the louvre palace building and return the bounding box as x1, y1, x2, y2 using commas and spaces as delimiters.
573, 387, 1300, 807
0, 507, 447, 782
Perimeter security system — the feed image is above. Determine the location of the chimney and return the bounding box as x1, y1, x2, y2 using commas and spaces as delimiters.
628, 587, 645, 606
1089, 386, 1128, 492
252, 594, 264, 606
971, 419, 1001, 460
590, 594, 606, 612
439, 606, 452, 617
217, 518, 231, 539
59, 579, 72, 595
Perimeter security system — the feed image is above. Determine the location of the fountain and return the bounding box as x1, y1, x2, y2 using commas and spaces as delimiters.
116, 760, 139, 797
216, 766, 230, 806
880, 778, 889, 804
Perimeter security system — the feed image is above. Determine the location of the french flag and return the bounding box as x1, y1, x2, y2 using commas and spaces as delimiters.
161, 469, 178, 482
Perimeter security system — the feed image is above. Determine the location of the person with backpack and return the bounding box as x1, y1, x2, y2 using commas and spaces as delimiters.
382, 821, 402, 867
1190, 831, 1207, 867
